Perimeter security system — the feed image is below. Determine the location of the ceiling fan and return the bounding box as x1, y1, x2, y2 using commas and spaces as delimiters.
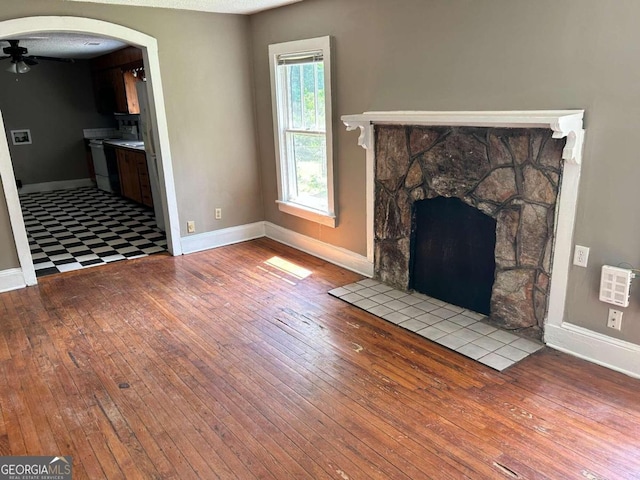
0, 39, 75, 74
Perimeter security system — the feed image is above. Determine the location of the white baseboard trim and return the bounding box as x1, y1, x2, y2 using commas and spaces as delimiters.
264, 222, 373, 277
180, 220, 373, 277
181, 221, 266, 254
545, 322, 640, 379
19, 178, 94, 194
0, 268, 26, 293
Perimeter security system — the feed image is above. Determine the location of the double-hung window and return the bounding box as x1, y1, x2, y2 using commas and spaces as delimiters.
269, 36, 335, 227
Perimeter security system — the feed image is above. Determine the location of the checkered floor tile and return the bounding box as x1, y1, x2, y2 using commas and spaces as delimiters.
21, 187, 167, 278
330, 279, 543, 371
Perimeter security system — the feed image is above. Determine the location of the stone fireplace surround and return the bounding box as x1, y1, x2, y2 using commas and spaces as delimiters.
342, 111, 585, 341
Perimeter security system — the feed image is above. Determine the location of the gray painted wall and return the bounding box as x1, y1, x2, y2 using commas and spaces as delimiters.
0, 60, 113, 185
0, 0, 262, 268
0, 178, 19, 270
250, 0, 640, 345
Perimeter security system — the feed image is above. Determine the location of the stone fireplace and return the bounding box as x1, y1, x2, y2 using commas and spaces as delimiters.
342, 111, 585, 341
375, 125, 565, 339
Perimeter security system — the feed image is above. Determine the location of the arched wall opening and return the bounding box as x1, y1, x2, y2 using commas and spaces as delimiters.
0, 16, 182, 287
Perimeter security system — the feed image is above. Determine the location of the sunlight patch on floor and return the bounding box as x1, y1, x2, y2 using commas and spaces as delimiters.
264, 256, 312, 279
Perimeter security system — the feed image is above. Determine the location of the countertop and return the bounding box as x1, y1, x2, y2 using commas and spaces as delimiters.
103, 139, 146, 152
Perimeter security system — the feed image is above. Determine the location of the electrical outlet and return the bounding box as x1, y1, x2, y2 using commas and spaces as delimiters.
573, 245, 590, 267
187, 220, 195, 233
215, 208, 222, 220
607, 309, 623, 330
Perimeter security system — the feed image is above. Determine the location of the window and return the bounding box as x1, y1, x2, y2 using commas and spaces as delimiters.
269, 36, 335, 227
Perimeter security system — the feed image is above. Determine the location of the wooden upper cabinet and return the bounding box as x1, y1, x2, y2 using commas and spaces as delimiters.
91, 47, 143, 114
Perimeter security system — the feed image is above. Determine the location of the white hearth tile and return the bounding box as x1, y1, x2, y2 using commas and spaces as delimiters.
355, 287, 379, 298
382, 311, 410, 324
357, 279, 380, 288
456, 343, 491, 360
409, 292, 430, 302
366, 305, 393, 317
385, 289, 410, 300
329, 287, 351, 297
426, 298, 447, 307
471, 336, 505, 352
449, 314, 477, 327
369, 293, 394, 304
510, 337, 544, 354
432, 320, 463, 334
467, 322, 498, 335
353, 298, 378, 310
367, 304, 394, 317
440, 303, 465, 313
398, 319, 429, 332
436, 334, 469, 350
402, 295, 426, 306
494, 345, 530, 362
414, 312, 444, 326
416, 326, 447, 341
413, 301, 440, 312
341, 292, 364, 303
461, 310, 486, 321
343, 283, 365, 292
450, 328, 484, 343
477, 353, 515, 371
398, 306, 426, 318
385, 299, 410, 311
430, 307, 459, 319
488, 330, 520, 344
371, 283, 394, 293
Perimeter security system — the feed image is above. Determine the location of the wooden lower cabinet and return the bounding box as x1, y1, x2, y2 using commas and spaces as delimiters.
116, 148, 153, 207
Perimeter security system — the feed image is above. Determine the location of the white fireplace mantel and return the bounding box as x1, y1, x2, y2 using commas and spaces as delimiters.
341, 110, 585, 335
342, 110, 584, 163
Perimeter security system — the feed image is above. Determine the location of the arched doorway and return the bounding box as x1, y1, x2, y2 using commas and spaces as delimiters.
0, 16, 182, 287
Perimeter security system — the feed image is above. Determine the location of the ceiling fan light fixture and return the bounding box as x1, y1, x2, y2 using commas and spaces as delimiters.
5, 60, 30, 74
17, 60, 30, 74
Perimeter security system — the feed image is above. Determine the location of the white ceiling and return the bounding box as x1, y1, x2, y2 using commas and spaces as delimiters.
1, 33, 127, 59
62, 0, 304, 15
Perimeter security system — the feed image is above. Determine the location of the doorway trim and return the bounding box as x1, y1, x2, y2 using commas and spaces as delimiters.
0, 16, 182, 288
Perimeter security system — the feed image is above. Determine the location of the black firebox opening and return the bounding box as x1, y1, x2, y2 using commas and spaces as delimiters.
409, 197, 497, 315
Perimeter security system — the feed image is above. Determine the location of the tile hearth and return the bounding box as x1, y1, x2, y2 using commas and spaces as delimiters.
329, 279, 543, 371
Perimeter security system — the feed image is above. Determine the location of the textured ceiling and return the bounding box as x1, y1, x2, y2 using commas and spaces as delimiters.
1, 33, 127, 59
62, 0, 303, 15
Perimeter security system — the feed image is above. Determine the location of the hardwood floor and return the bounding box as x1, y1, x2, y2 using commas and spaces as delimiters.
1, 238, 639, 479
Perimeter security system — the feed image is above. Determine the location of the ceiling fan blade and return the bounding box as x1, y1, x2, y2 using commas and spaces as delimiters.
0, 56, 10, 61
29, 55, 75, 64
23, 57, 38, 66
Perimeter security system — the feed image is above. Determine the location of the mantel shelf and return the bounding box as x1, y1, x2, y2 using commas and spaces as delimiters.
341, 110, 585, 164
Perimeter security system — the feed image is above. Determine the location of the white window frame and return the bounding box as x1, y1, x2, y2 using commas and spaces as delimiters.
269, 36, 336, 228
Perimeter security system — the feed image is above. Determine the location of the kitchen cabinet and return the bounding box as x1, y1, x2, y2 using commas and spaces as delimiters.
116, 148, 153, 208
91, 47, 143, 114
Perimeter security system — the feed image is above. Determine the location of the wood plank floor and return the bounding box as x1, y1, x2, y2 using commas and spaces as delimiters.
1, 238, 639, 479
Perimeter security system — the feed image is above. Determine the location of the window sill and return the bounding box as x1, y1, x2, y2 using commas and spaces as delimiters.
276, 200, 336, 228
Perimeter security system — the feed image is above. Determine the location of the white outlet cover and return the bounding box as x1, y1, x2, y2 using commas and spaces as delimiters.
573, 245, 590, 267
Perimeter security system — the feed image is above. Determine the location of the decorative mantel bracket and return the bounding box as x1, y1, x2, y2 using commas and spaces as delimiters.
341, 110, 585, 334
